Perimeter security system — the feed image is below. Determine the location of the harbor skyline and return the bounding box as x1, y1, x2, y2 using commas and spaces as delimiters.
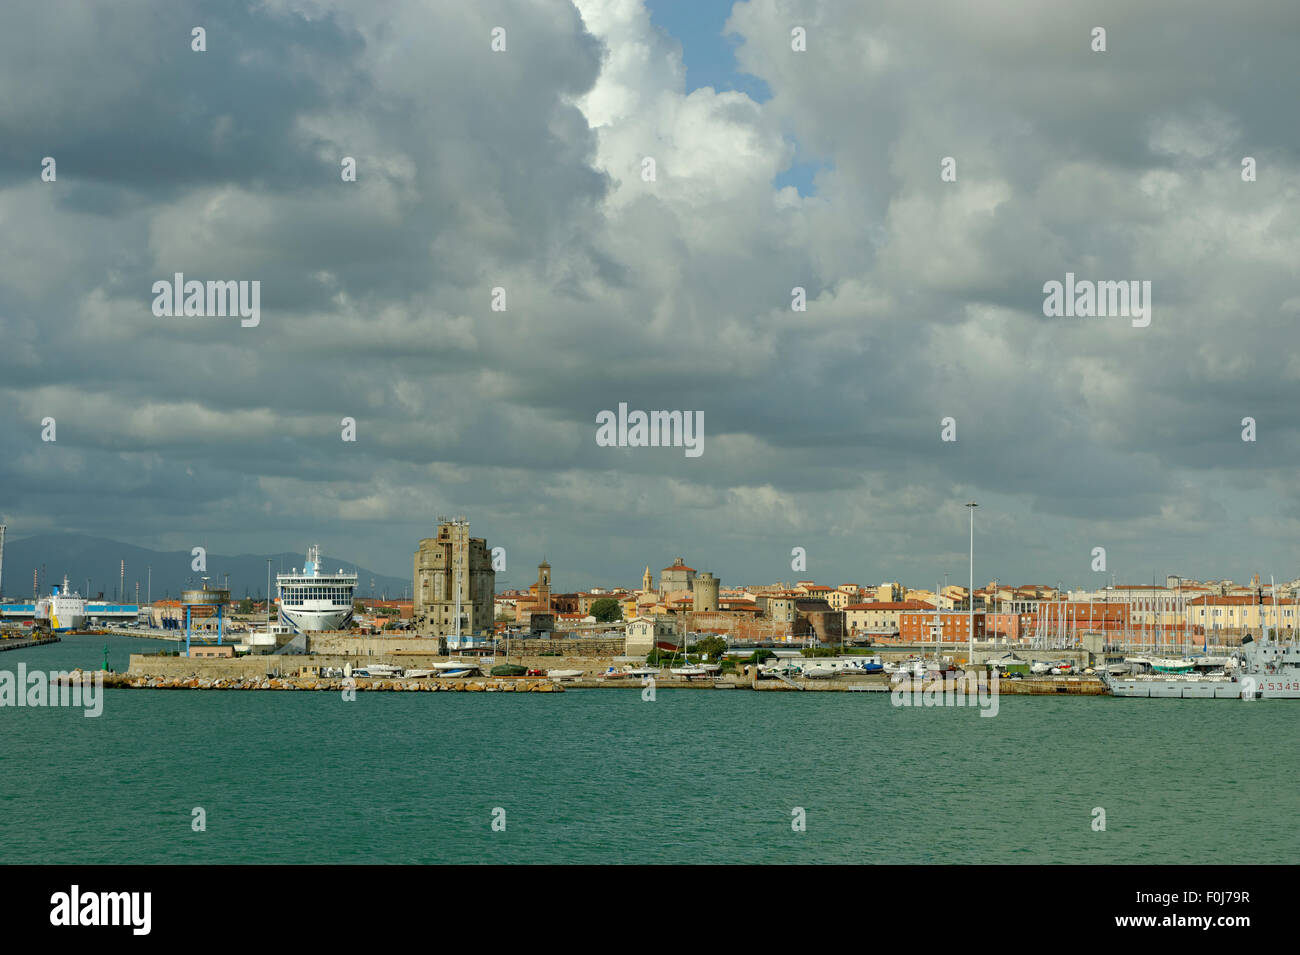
4, 526, 1299, 610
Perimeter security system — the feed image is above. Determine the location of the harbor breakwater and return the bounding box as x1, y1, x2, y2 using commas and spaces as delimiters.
106, 651, 1108, 695
62, 669, 563, 693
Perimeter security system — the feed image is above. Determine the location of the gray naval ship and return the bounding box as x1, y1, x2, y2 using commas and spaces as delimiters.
1099, 633, 1300, 699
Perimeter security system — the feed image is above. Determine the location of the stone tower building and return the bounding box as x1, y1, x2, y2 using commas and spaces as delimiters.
413, 517, 495, 638
535, 559, 552, 612
693, 571, 720, 612
642, 565, 653, 593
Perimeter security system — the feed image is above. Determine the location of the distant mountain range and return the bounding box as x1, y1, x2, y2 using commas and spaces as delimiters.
1, 533, 410, 602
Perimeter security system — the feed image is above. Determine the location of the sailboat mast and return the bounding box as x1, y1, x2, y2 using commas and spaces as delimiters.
934, 579, 941, 660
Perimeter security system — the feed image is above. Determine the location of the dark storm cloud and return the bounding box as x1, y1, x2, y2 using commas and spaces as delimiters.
2, 0, 1299, 590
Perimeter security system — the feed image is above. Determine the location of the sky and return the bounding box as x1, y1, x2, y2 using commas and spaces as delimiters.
2, 0, 1300, 594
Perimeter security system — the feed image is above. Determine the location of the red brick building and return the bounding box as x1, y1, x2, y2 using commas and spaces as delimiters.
898, 611, 986, 643
983, 611, 1034, 642
1036, 601, 1129, 634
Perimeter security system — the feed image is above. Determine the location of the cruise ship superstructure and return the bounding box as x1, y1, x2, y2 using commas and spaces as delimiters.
276, 546, 357, 633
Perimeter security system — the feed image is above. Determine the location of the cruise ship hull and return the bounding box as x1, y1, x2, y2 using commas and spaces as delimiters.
279, 607, 354, 633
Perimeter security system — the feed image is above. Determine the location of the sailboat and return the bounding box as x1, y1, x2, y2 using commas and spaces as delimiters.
670, 651, 709, 677
670, 662, 709, 676
664, 637, 709, 677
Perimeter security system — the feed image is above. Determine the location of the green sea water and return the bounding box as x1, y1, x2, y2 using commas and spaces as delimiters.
1, 636, 1296, 864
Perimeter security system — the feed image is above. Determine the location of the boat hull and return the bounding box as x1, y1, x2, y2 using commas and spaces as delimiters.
1103, 676, 1300, 699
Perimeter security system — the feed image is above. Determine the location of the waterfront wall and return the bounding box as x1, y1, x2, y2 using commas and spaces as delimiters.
306, 633, 442, 656
128, 654, 296, 679
127, 651, 619, 680
305, 633, 627, 659
500, 637, 624, 657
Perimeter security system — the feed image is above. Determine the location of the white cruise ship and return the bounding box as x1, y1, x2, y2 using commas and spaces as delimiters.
276, 546, 357, 633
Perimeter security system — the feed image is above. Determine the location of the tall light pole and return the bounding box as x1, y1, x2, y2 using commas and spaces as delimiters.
966, 502, 978, 664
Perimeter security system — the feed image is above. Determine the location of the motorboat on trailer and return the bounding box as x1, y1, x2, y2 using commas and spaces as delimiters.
432, 660, 481, 675
351, 663, 403, 678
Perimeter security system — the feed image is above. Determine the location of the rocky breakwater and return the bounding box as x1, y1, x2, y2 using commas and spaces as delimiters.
64, 670, 563, 693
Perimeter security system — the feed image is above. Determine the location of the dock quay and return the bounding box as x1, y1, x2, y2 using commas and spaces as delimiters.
1001, 676, 1106, 695
879, 676, 1105, 695
103, 627, 180, 641
0, 635, 61, 652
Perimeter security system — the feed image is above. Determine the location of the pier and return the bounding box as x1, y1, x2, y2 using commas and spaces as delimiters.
0, 635, 61, 652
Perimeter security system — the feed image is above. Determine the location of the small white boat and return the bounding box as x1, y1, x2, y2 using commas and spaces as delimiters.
546, 669, 584, 680
670, 666, 709, 677
433, 660, 479, 672
802, 657, 882, 677
888, 659, 929, 679
627, 666, 661, 677
353, 663, 402, 678
402, 668, 434, 679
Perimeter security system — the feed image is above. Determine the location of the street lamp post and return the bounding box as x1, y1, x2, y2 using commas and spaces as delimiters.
966, 502, 978, 664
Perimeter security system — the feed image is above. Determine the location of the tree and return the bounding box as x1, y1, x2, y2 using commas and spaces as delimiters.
688, 635, 728, 661
590, 597, 623, 623
238, 598, 253, 614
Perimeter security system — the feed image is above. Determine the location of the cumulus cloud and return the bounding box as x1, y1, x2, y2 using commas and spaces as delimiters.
2, 0, 1298, 589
